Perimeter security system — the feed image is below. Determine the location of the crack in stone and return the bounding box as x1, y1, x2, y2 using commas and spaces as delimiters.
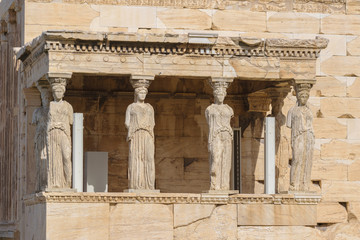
174, 205, 216, 229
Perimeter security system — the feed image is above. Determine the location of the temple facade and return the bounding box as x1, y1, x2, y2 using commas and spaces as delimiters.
1, 0, 360, 239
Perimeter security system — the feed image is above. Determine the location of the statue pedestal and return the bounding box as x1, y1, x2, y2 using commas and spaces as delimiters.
44, 188, 77, 193
124, 189, 160, 193
203, 190, 239, 195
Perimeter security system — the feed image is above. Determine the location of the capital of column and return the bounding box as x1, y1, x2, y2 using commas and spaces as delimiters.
208, 77, 233, 93
130, 75, 155, 89
46, 72, 72, 88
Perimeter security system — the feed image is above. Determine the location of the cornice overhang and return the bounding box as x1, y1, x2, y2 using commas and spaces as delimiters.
17, 30, 329, 88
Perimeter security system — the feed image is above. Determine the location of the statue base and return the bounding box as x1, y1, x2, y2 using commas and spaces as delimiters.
124, 189, 160, 193
280, 191, 318, 194
203, 190, 239, 195
44, 188, 77, 193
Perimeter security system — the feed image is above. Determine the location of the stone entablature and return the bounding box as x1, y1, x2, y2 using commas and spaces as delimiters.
17, 31, 328, 88
23, 192, 321, 205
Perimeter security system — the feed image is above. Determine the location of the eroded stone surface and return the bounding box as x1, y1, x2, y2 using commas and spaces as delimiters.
237, 226, 324, 240
110, 204, 173, 240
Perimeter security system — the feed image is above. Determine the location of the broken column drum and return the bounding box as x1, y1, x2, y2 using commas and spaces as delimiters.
206, 81, 234, 191
125, 84, 155, 190
286, 83, 314, 192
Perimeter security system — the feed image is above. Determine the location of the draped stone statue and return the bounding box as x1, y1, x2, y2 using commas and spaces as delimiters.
125, 77, 156, 191
286, 83, 314, 192
205, 81, 234, 191
47, 78, 74, 189
32, 82, 51, 191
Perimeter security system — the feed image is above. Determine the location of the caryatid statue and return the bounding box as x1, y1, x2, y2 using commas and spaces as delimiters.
32, 81, 51, 191
47, 77, 74, 189
125, 76, 156, 190
205, 80, 234, 191
286, 83, 314, 192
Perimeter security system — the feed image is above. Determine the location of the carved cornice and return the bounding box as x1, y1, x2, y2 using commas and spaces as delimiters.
23, 192, 322, 206
17, 31, 329, 69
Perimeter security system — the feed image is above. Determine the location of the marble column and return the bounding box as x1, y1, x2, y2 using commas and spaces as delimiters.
286, 83, 314, 192
124, 75, 159, 193
205, 78, 237, 193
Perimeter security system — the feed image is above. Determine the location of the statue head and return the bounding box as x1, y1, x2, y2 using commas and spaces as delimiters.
36, 81, 52, 108
51, 85, 65, 102
134, 87, 148, 102
214, 87, 227, 104
49, 78, 67, 102
295, 83, 311, 106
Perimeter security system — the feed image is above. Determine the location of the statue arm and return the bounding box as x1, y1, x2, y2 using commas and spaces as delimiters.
286, 107, 293, 128
67, 103, 74, 125
125, 105, 131, 129
31, 108, 40, 125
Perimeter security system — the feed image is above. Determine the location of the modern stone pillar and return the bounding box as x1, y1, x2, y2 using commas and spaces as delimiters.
72, 113, 83, 192
124, 75, 159, 193
205, 77, 238, 194
264, 117, 275, 194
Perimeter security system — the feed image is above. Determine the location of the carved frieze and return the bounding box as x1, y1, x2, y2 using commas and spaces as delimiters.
23, 192, 321, 206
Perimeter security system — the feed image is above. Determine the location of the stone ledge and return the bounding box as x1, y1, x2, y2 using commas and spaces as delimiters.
23, 192, 321, 205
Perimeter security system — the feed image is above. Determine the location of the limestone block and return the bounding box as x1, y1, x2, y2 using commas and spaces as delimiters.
347, 77, 360, 97
155, 115, 183, 137
156, 136, 208, 158
26, 2, 98, 26
321, 140, 360, 160
212, 10, 266, 32
321, 97, 360, 118
237, 226, 324, 240
317, 202, 347, 223
237, 204, 317, 226
311, 76, 346, 97
311, 160, 347, 181
348, 160, 360, 181
321, 14, 360, 35
174, 204, 237, 240
321, 56, 360, 76
156, 157, 184, 180
157, 178, 209, 193
313, 118, 347, 139
157, 9, 211, 30
347, 119, 360, 140
348, 202, 360, 220
47, 203, 109, 239
174, 204, 215, 227
293, 0, 345, 14
322, 220, 360, 239
99, 6, 156, 28
110, 204, 173, 240
347, 0, 360, 14
267, 12, 320, 34
321, 180, 360, 202
347, 37, 360, 56
280, 59, 316, 80
25, 203, 46, 240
